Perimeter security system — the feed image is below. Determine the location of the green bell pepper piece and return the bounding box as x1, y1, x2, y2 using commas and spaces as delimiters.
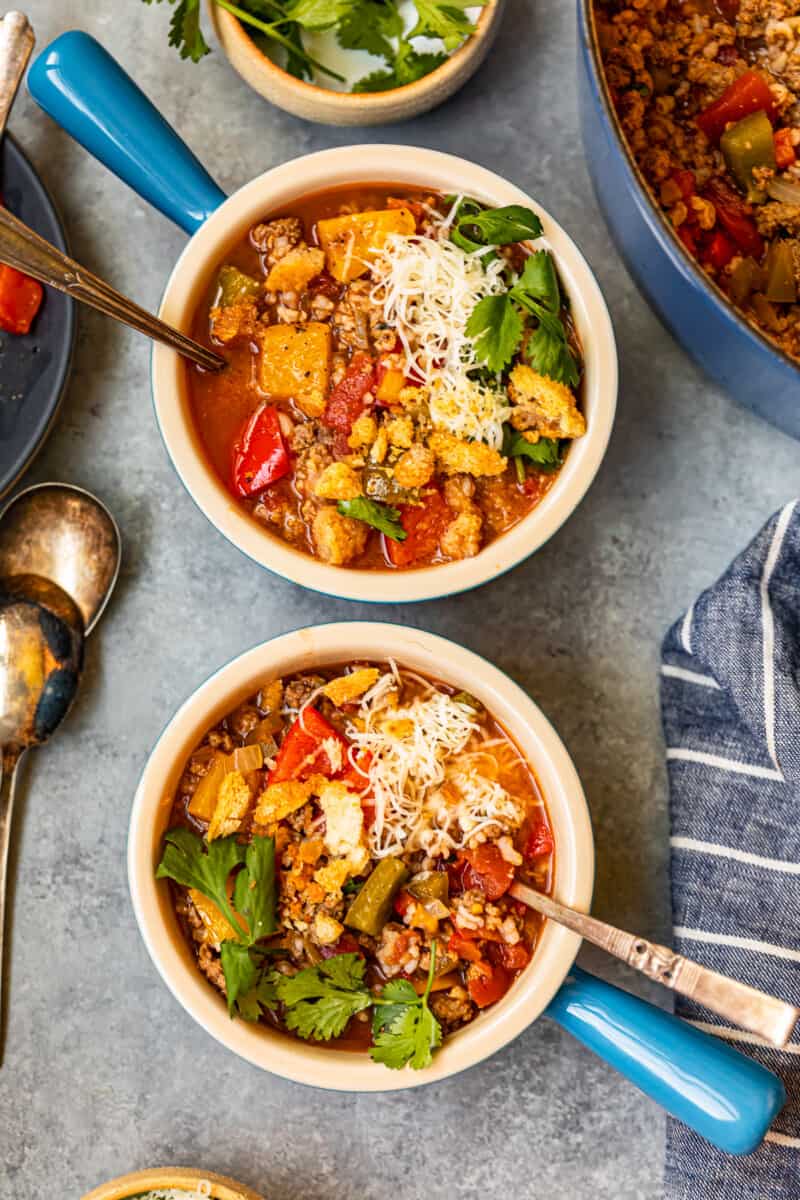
217, 265, 262, 307
720, 111, 776, 204
764, 241, 797, 303
345, 857, 409, 936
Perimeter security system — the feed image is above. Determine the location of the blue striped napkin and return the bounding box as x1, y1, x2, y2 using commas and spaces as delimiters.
661, 500, 800, 1197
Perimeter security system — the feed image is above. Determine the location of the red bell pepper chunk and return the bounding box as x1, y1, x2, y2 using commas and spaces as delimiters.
467, 961, 513, 1008
696, 70, 777, 143
705, 231, 736, 271
671, 169, 696, 202
0, 264, 43, 335
774, 128, 797, 169
268, 706, 349, 784
677, 225, 698, 256
704, 180, 765, 259
523, 820, 555, 861
322, 352, 376, 435
487, 940, 532, 972
393, 888, 415, 919
385, 487, 452, 567
447, 930, 485, 964
231, 404, 290, 497
459, 844, 516, 900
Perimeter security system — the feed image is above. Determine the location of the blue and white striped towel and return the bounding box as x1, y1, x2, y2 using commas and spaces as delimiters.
661, 500, 800, 1198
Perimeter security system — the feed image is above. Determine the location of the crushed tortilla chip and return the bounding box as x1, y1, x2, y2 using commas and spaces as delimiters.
207, 770, 252, 841
323, 667, 380, 707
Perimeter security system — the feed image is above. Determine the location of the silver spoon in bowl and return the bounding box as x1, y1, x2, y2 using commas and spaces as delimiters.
0, 483, 121, 1062
511, 878, 799, 1048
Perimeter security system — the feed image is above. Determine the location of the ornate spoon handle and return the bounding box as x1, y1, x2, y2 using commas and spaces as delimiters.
511, 880, 799, 1048
0, 206, 226, 373
0, 12, 34, 139
0, 746, 23, 1065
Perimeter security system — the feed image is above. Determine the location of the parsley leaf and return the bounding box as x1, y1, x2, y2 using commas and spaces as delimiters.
233, 836, 278, 942
459, 205, 543, 248
338, 496, 407, 541
502, 427, 563, 471
409, 0, 484, 51
274, 954, 373, 1040
156, 828, 248, 940
337, 0, 402, 61
466, 294, 523, 374
220, 941, 259, 1017
142, 0, 211, 62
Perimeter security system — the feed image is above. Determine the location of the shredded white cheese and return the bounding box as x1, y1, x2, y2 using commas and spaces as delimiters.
134, 1187, 212, 1200
346, 672, 525, 859
370, 227, 511, 448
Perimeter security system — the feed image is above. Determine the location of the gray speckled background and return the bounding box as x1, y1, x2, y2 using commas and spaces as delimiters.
1, 2, 797, 1198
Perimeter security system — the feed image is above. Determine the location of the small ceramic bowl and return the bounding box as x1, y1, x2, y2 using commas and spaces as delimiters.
128, 622, 594, 1092
208, 0, 507, 126
82, 1167, 264, 1200
151, 145, 617, 603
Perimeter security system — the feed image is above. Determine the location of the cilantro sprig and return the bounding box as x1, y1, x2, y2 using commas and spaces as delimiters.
144, 0, 486, 92
338, 496, 407, 541
156, 827, 277, 1018
270, 945, 443, 1070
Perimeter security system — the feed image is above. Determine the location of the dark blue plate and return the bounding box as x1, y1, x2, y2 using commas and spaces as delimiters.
0, 134, 75, 495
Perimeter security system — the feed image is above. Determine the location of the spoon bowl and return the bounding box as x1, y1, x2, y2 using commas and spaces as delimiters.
0, 482, 121, 633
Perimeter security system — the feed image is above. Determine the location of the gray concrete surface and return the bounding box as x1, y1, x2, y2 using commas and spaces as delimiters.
1, 2, 797, 1198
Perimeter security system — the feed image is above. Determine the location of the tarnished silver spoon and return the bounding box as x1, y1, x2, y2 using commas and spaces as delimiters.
0, 483, 121, 1061
0, 573, 84, 1060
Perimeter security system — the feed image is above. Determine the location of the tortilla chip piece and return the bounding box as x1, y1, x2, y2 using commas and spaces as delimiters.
322, 667, 380, 707
207, 770, 253, 841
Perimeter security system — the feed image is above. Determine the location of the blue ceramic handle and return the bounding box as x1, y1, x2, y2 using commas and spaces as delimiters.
27, 32, 225, 234
546, 966, 785, 1155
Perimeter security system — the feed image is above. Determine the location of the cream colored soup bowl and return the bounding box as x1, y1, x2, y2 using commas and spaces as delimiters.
128, 622, 594, 1092
82, 1168, 264, 1200
151, 146, 617, 603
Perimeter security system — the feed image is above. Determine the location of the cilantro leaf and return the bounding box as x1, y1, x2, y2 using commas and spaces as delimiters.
274, 954, 372, 1041
284, 0, 356, 28
156, 828, 247, 940
502, 427, 563, 471
459, 205, 543, 248
525, 308, 581, 388
338, 0, 402, 61
352, 69, 400, 92
233, 835, 278, 942
409, 0, 484, 51
142, 0, 210, 62
220, 941, 259, 1017
352, 40, 446, 92
257, 973, 280, 1009
466, 294, 523, 374
235, 986, 263, 1022
338, 497, 407, 541
370, 945, 442, 1070
511, 250, 560, 314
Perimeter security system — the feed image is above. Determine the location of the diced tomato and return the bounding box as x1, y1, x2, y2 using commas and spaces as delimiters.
704, 180, 765, 259
0, 264, 43, 335
774, 128, 797, 169
385, 487, 452, 567
704, 230, 736, 271
447, 931, 485, 964
321, 933, 364, 960
523, 820, 555, 861
671, 169, 696, 202
339, 748, 372, 795
268, 707, 349, 784
450, 921, 502, 943
393, 888, 414, 919
459, 844, 515, 900
677, 224, 698, 256
696, 70, 777, 143
467, 961, 513, 1008
321, 353, 375, 444
488, 941, 532, 972
715, 0, 740, 20
231, 404, 290, 497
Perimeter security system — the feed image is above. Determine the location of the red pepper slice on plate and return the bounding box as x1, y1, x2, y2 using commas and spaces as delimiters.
385, 487, 452, 567
231, 403, 290, 497
774, 128, 797, 170
459, 843, 516, 900
703, 180, 765, 259
322, 352, 376, 436
696, 70, 777, 143
467, 960, 514, 1008
0, 263, 43, 335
